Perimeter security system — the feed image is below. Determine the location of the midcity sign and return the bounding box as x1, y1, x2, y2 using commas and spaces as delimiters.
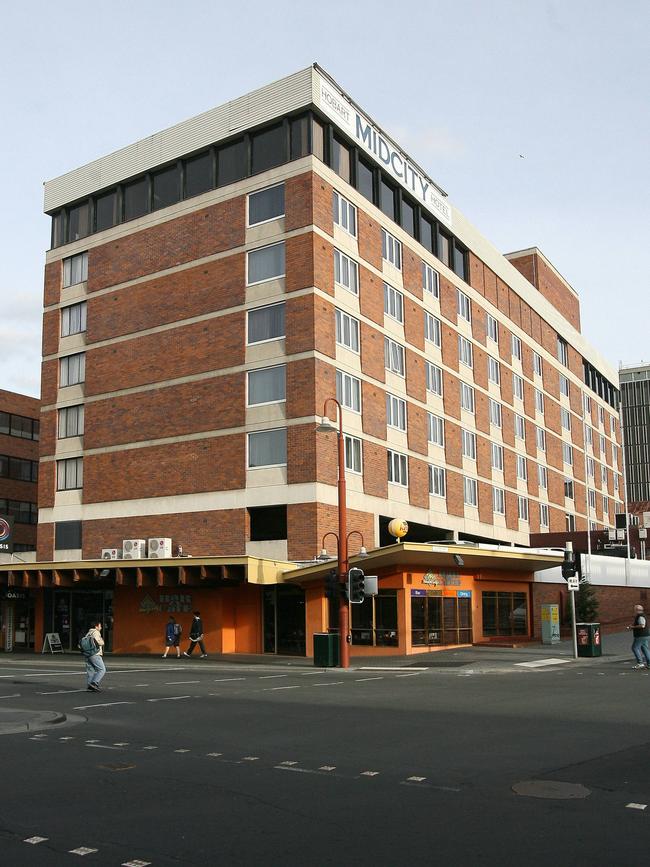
317, 74, 453, 229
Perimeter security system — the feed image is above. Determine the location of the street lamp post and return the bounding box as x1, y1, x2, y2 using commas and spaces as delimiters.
316, 398, 350, 669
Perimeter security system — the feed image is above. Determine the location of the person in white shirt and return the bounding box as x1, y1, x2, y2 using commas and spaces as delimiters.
83, 621, 106, 691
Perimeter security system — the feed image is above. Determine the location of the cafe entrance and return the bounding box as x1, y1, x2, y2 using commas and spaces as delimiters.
1, 590, 35, 651
45, 590, 114, 652
411, 590, 473, 647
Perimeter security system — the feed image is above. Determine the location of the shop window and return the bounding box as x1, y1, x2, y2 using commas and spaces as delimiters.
351, 591, 398, 647
411, 593, 472, 646
184, 151, 214, 198
251, 123, 287, 175
482, 591, 528, 636
248, 505, 287, 541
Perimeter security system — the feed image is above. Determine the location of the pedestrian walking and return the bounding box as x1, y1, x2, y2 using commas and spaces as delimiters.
626, 604, 650, 668
162, 615, 182, 658
183, 611, 207, 658
80, 620, 106, 691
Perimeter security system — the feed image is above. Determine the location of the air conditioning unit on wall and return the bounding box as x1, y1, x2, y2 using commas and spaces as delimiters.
122, 539, 147, 559
101, 548, 121, 560
148, 538, 173, 558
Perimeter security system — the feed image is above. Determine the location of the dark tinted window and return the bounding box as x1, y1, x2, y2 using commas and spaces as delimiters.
332, 136, 351, 183
55, 520, 82, 550
217, 138, 247, 186
251, 124, 286, 175
153, 164, 181, 210
312, 117, 325, 160
453, 242, 467, 281
10, 415, 33, 439
95, 191, 118, 232
290, 115, 309, 159
248, 505, 287, 541
124, 177, 150, 221
52, 212, 65, 247
357, 158, 374, 202
420, 215, 434, 253
437, 227, 451, 266
380, 178, 396, 220
0, 412, 8, 435
184, 151, 213, 198
401, 198, 415, 237
68, 201, 90, 241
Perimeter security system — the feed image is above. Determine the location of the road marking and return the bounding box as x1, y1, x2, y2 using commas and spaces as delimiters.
259, 674, 288, 679
311, 681, 344, 687
395, 673, 422, 678
319, 766, 336, 771
146, 695, 191, 702
86, 744, 122, 750
39, 689, 87, 695
213, 677, 246, 682
164, 680, 200, 685
264, 685, 300, 691
207, 752, 223, 757
0, 693, 20, 699
24, 836, 48, 844
123, 860, 152, 867
142, 746, 158, 750
242, 756, 259, 761
73, 701, 134, 710
113, 742, 129, 746
174, 749, 191, 753
134, 684, 150, 687
300, 671, 325, 676
515, 659, 571, 669
355, 677, 383, 682
86, 739, 100, 743
59, 737, 75, 741
279, 760, 298, 766
626, 803, 647, 810
358, 666, 427, 672
406, 776, 427, 782
69, 847, 98, 855
361, 771, 380, 776
0, 667, 185, 679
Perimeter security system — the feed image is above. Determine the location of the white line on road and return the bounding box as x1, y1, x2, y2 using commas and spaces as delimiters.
319, 766, 336, 771
279, 760, 298, 766
164, 681, 200, 685
300, 671, 325, 676
142, 746, 158, 750
69, 847, 98, 855
626, 803, 647, 810
406, 776, 427, 782
38, 689, 87, 695
174, 749, 191, 753
242, 756, 259, 761
206, 752, 222, 757
24, 837, 48, 844
358, 667, 427, 672
73, 701, 134, 710
86, 744, 122, 750
213, 677, 246, 682
264, 685, 300, 691
113, 742, 129, 746
311, 682, 344, 687
123, 860, 152, 867
360, 771, 380, 776
147, 695, 191, 702
0, 693, 20, 699
395, 673, 423, 678
1, 667, 185, 679
259, 674, 288, 679
515, 659, 571, 669
355, 677, 384, 682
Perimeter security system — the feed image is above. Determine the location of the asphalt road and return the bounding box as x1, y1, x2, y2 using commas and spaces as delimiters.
0, 652, 648, 866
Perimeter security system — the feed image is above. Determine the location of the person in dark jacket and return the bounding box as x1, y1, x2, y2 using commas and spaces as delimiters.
162, 615, 182, 658
627, 604, 650, 668
183, 611, 207, 658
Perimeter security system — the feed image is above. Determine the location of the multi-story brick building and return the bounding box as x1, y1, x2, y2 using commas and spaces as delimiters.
7, 64, 623, 656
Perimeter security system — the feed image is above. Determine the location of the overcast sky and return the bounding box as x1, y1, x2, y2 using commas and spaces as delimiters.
1, 0, 648, 398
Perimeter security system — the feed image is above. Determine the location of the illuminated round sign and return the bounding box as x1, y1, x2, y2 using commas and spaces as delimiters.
0, 518, 11, 542
387, 518, 408, 540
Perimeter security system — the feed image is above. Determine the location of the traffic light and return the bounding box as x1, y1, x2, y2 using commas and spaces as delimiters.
325, 569, 339, 602
348, 567, 365, 604
561, 549, 576, 581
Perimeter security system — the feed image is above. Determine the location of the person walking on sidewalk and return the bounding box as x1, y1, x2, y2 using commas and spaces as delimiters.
81, 620, 106, 691
627, 604, 650, 669
162, 615, 182, 658
183, 611, 207, 658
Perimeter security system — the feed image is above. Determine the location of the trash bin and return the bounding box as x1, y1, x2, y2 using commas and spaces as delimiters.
313, 632, 339, 667
576, 622, 602, 658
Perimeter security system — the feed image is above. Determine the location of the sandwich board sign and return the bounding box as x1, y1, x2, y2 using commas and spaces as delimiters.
42, 633, 64, 654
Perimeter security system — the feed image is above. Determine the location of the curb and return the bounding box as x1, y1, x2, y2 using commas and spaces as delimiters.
0, 710, 67, 736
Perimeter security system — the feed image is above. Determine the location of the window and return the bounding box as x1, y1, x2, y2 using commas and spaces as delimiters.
437, 227, 451, 267
61, 301, 87, 337
384, 338, 405, 376
600, 434, 606, 454
598, 405, 605, 425
248, 184, 285, 225
58, 405, 85, 438
217, 138, 247, 186
60, 353, 85, 387
62, 252, 88, 287
460, 382, 475, 413
68, 201, 90, 240
458, 336, 473, 368
540, 503, 549, 528
152, 164, 181, 210
536, 426, 546, 451
462, 429, 476, 460
560, 374, 570, 397
427, 413, 444, 446
453, 242, 467, 281
247, 302, 285, 344
511, 334, 522, 361
55, 520, 82, 550
344, 435, 362, 474
312, 117, 325, 160
1, 456, 38, 482
386, 394, 407, 431
564, 479, 574, 499
457, 290, 471, 323
426, 363, 443, 396
516, 455, 527, 481
401, 196, 415, 237
518, 496, 529, 522
248, 505, 287, 542
513, 374, 524, 401
420, 215, 434, 253
247, 242, 285, 284
1, 500, 38, 525
423, 263, 439, 298
123, 177, 149, 220
336, 371, 362, 412
381, 229, 402, 269
585, 425, 593, 447
491, 443, 504, 471
488, 357, 500, 385
487, 314, 499, 343
248, 428, 287, 468
614, 474, 619, 492
332, 191, 357, 236
563, 443, 573, 465
464, 477, 478, 507
95, 190, 118, 232
533, 352, 543, 376
515, 414, 525, 440
482, 591, 528, 637
380, 178, 397, 220
335, 309, 360, 352
603, 496, 609, 515
1, 413, 39, 441
356, 157, 374, 201
557, 336, 569, 366
583, 393, 592, 414
566, 513, 576, 532
334, 249, 359, 294
489, 399, 502, 428
384, 283, 404, 323
247, 365, 286, 406
601, 465, 608, 485
561, 408, 572, 432
610, 416, 616, 435
425, 313, 441, 347
184, 151, 213, 198
429, 465, 446, 498
493, 487, 506, 515
538, 465, 548, 489
587, 456, 595, 478
57, 457, 83, 490
588, 489, 596, 509
535, 388, 545, 414
387, 450, 408, 486
250, 123, 287, 175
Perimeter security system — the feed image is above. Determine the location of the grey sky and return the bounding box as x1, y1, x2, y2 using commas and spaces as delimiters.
2, 0, 648, 398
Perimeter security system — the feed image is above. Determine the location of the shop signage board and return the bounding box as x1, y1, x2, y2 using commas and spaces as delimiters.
457, 590, 472, 598
567, 576, 579, 592
0, 515, 14, 554
42, 633, 64, 654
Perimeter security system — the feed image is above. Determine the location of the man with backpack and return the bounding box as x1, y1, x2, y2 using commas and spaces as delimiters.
80, 620, 106, 691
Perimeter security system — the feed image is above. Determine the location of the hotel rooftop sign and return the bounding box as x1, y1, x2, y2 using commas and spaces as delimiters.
316, 70, 453, 228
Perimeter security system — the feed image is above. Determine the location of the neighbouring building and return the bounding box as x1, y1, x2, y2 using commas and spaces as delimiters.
0, 64, 625, 656
620, 362, 650, 504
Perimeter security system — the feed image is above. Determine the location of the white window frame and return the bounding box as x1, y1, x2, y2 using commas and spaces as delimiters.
583, 393, 592, 414
462, 429, 477, 461
247, 428, 287, 468
62, 252, 88, 287
429, 465, 446, 498
246, 302, 285, 345
557, 336, 569, 366
513, 374, 524, 401
335, 309, 360, 353
518, 496, 529, 522
458, 335, 473, 368
336, 370, 362, 413
463, 476, 478, 507
247, 183, 285, 227
533, 352, 543, 376
535, 388, 545, 414
561, 408, 572, 432
486, 313, 498, 343
538, 465, 548, 489
61, 301, 87, 337
427, 413, 444, 446
333, 190, 357, 236
422, 262, 439, 298
540, 503, 549, 528
560, 374, 570, 397
425, 312, 441, 347
426, 362, 443, 396
381, 229, 402, 269
488, 356, 500, 385
536, 426, 546, 451
460, 382, 475, 414
246, 241, 286, 286
334, 249, 359, 295
387, 450, 408, 486
563, 443, 573, 466
516, 455, 527, 481
585, 425, 593, 447
511, 334, 522, 361
515, 414, 525, 440
588, 489, 596, 509
344, 434, 362, 474
564, 479, 574, 499
247, 365, 286, 407
457, 289, 471, 323
56, 456, 83, 490
587, 456, 595, 478
489, 399, 502, 428
386, 394, 407, 432
491, 443, 504, 471
384, 338, 405, 377
383, 283, 404, 323
493, 487, 506, 515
